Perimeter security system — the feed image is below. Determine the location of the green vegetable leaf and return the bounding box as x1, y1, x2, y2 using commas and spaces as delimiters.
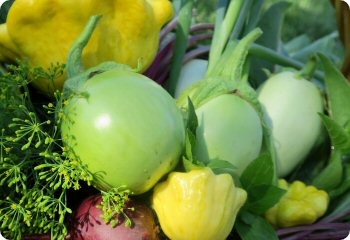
183, 98, 198, 164
240, 153, 275, 190
312, 54, 350, 193
312, 149, 343, 192
249, 1, 290, 86
291, 32, 341, 65
236, 210, 279, 240
182, 98, 205, 171
206, 159, 238, 181
185, 97, 198, 133
323, 186, 350, 222
243, 184, 286, 215
329, 163, 350, 199
319, 113, 350, 153
0, 0, 14, 24
183, 129, 197, 169
318, 53, 350, 129
207, 0, 245, 75
206, 159, 236, 172
177, 28, 262, 110
285, 34, 312, 55
240, 153, 283, 215
242, 0, 264, 35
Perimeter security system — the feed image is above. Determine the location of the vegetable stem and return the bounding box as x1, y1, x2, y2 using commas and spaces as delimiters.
249, 43, 324, 80
66, 15, 102, 79
207, 0, 245, 75
297, 55, 317, 80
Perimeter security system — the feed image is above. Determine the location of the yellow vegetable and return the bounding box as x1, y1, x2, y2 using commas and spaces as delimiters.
265, 179, 329, 228
152, 167, 247, 240
0, 0, 174, 95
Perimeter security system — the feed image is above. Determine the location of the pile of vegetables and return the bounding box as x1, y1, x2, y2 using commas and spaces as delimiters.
0, 0, 349, 240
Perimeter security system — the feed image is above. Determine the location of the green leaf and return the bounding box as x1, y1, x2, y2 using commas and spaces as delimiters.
242, 0, 264, 35
184, 128, 196, 164
329, 163, 350, 199
182, 156, 205, 172
182, 98, 206, 172
185, 97, 198, 133
244, 184, 286, 215
206, 159, 236, 171
319, 113, 350, 153
207, 0, 245, 74
284, 34, 312, 55
177, 28, 262, 110
255, 1, 290, 51
318, 53, 350, 129
0, 0, 14, 24
323, 186, 350, 222
235, 211, 279, 240
183, 98, 198, 165
291, 32, 341, 64
240, 153, 275, 191
249, 1, 290, 86
206, 159, 238, 179
312, 149, 343, 191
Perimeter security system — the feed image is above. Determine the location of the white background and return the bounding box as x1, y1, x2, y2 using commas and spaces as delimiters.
0, 1, 6, 7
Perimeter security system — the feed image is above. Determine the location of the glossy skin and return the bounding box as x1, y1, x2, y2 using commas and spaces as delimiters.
194, 94, 263, 175
174, 59, 208, 98
152, 168, 247, 240
61, 70, 185, 195
258, 71, 324, 177
71, 195, 160, 240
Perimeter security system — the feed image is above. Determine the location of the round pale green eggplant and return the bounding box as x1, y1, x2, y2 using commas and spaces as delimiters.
194, 94, 263, 175
174, 59, 208, 98
257, 71, 324, 177
60, 70, 185, 195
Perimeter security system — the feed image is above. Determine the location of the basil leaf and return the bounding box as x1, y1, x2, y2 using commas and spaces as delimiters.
240, 153, 275, 190
244, 184, 286, 215
236, 211, 279, 240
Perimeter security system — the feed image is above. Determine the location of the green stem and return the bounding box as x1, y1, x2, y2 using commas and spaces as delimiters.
165, 0, 194, 96
66, 15, 102, 79
297, 55, 317, 80
249, 43, 324, 80
250, 43, 303, 69
207, 0, 245, 75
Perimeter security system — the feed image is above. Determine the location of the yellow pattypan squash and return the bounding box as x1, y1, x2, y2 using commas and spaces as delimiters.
0, 0, 174, 95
